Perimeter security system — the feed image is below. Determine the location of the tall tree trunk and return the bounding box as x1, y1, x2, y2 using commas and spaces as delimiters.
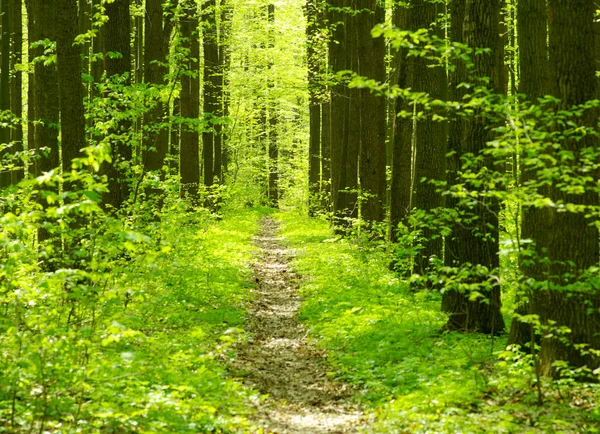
90, 0, 104, 108
321, 98, 331, 210
79, 0, 91, 135
507, 0, 548, 350
0, 0, 11, 186
389, 3, 412, 242
26, 0, 34, 177
441, 0, 505, 335
357, 0, 386, 225
266, 3, 279, 206
219, 0, 233, 176
213, 0, 228, 184
339, 1, 359, 226
307, 0, 321, 215
56, 0, 86, 190
102, 0, 132, 210
203, 0, 219, 188
180, 3, 200, 200
409, 0, 448, 277
328, 0, 349, 225
29, 0, 59, 178
531, 0, 600, 377
10, 0, 23, 184
142, 0, 168, 173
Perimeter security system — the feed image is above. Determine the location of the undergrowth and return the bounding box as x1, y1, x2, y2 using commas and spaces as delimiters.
275, 212, 600, 433
0, 204, 269, 433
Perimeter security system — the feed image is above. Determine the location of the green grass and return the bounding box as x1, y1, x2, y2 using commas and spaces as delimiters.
0, 206, 271, 433
275, 212, 600, 433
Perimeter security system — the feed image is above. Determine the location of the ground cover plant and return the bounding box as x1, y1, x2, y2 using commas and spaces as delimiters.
0, 199, 266, 432
277, 212, 600, 433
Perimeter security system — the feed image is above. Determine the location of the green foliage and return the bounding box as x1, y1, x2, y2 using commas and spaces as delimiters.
276, 212, 600, 433
0, 159, 266, 432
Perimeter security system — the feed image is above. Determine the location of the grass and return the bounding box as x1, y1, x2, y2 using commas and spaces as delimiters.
275, 211, 600, 433
0, 205, 271, 433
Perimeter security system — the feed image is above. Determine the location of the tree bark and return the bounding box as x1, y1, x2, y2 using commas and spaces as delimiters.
507, 0, 548, 350
180, 4, 200, 200
531, 0, 600, 377
102, 0, 132, 210
0, 0, 11, 186
357, 0, 386, 225
307, 0, 321, 215
409, 0, 448, 277
219, 0, 233, 176
203, 0, 219, 188
328, 0, 348, 225
142, 0, 168, 173
266, 3, 279, 206
9, 0, 23, 184
56, 0, 86, 191
389, 3, 412, 242
441, 0, 505, 335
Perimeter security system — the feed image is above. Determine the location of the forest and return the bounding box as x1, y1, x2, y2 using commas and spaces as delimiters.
0, 0, 599, 432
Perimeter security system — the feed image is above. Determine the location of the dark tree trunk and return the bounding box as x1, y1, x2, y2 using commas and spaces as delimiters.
10, 0, 23, 184
507, 0, 548, 350
180, 4, 200, 200
328, 0, 348, 224
142, 0, 168, 173
389, 3, 412, 242
357, 0, 386, 225
56, 0, 86, 190
0, 0, 10, 186
102, 0, 132, 210
441, 0, 505, 335
170, 97, 180, 173
338, 1, 358, 226
219, 0, 233, 176
213, 0, 229, 184
266, 3, 279, 206
409, 0, 448, 277
321, 98, 331, 210
307, 0, 321, 216
203, 0, 219, 188
29, 0, 59, 178
90, 0, 104, 106
79, 0, 91, 135
531, 0, 600, 377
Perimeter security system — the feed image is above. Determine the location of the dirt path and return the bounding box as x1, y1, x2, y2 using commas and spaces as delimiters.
234, 217, 370, 433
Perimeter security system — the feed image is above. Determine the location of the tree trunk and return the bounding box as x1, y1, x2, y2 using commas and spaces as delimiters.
56, 0, 86, 190
203, 0, 219, 188
180, 4, 200, 200
0, 0, 11, 186
142, 0, 168, 173
29, 0, 59, 178
307, 0, 321, 216
266, 3, 279, 206
507, 0, 548, 350
219, 0, 233, 176
357, 0, 386, 225
213, 0, 228, 184
102, 0, 132, 210
9, 0, 23, 184
409, 0, 448, 277
531, 0, 600, 377
328, 0, 348, 225
389, 3, 412, 242
441, 0, 505, 335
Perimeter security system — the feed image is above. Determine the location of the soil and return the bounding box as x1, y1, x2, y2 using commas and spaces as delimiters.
233, 217, 371, 433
